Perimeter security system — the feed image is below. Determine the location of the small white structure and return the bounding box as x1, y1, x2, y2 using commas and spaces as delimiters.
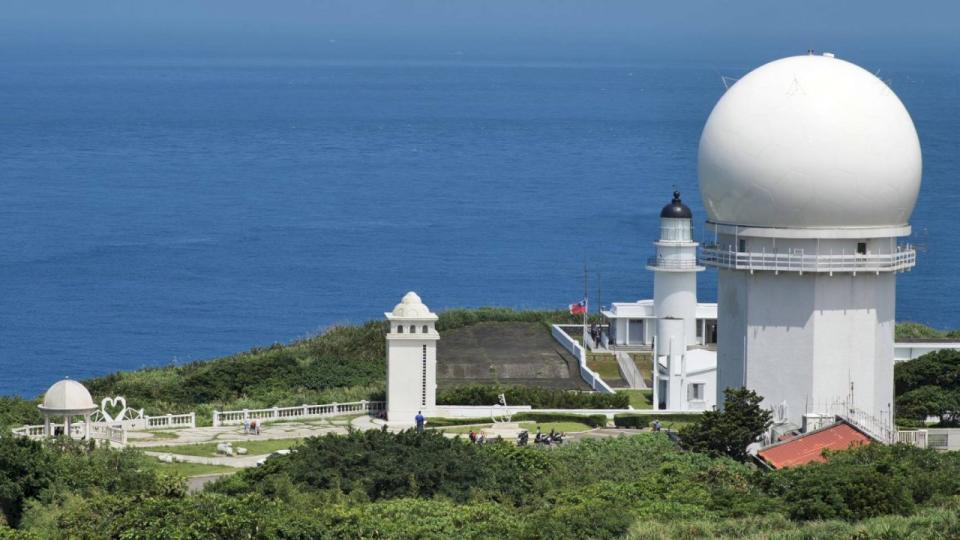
385, 292, 439, 423
603, 192, 718, 411
38, 379, 99, 438
699, 53, 921, 433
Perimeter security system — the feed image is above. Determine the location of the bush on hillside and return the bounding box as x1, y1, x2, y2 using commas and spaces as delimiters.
437, 385, 628, 409
613, 413, 701, 429
512, 412, 608, 428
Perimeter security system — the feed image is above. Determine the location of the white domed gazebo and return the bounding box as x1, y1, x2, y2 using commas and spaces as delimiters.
699, 52, 921, 438
38, 379, 99, 438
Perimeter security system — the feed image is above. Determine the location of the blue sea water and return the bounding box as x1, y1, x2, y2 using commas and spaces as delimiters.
1, 56, 958, 397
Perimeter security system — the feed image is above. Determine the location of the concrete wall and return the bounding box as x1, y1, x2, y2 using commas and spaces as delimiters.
717, 269, 896, 427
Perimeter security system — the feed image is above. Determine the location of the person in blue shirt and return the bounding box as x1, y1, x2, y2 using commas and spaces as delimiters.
415, 411, 425, 433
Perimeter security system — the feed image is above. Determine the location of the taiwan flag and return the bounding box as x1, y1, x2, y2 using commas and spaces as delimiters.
569, 299, 587, 315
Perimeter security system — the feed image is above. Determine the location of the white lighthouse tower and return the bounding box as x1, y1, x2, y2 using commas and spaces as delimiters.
698, 53, 921, 437
648, 192, 716, 411
385, 292, 439, 423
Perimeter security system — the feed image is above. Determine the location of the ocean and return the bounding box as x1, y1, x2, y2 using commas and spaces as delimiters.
1, 56, 957, 397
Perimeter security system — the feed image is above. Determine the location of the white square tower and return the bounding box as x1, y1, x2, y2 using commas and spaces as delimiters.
385, 292, 439, 423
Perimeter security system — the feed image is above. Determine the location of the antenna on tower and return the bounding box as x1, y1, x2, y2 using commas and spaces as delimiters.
913, 227, 929, 253
720, 75, 738, 90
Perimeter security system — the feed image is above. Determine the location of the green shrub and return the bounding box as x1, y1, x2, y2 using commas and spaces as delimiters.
513, 412, 608, 428
613, 413, 702, 429
422, 417, 492, 427
438, 385, 628, 409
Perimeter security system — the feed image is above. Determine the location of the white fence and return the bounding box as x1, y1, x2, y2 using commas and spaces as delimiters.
12, 422, 127, 446
212, 400, 385, 427
551, 325, 615, 394
897, 429, 960, 451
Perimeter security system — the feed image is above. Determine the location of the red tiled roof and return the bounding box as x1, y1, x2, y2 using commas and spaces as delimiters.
757, 423, 871, 469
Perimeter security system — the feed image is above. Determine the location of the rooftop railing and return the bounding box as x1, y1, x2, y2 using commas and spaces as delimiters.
699, 244, 916, 274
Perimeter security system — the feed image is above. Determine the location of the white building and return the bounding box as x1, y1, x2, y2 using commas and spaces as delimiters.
603, 192, 718, 411
385, 292, 439, 424
698, 53, 921, 433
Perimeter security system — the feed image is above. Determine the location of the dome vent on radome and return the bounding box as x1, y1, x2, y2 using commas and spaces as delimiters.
390, 291, 433, 318
698, 54, 922, 229
39, 379, 97, 413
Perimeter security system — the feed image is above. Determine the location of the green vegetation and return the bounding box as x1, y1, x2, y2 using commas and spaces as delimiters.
519, 421, 591, 433
680, 388, 772, 461
152, 461, 236, 477
619, 389, 653, 409
512, 412, 608, 428
895, 349, 960, 426
144, 431, 180, 440
613, 412, 701, 429
586, 353, 622, 382
153, 438, 303, 458
896, 321, 960, 341
4, 422, 960, 537
438, 384, 628, 409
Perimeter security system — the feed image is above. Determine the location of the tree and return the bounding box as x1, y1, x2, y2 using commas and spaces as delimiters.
679, 388, 772, 461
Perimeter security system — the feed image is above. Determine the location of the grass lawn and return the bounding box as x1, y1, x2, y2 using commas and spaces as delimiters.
153, 461, 237, 477
153, 438, 304, 457
586, 353, 622, 382
519, 421, 592, 433
620, 389, 654, 409
440, 424, 494, 434
145, 431, 180, 440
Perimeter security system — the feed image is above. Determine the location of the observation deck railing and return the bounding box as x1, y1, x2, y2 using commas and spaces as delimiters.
699, 244, 916, 273
645, 257, 705, 271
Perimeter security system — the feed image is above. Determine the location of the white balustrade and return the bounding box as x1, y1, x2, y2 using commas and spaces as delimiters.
212, 400, 385, 427
700, 245, 916, 274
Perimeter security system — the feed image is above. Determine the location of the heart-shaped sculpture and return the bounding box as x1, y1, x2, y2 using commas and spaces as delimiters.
100, 396, 128, 423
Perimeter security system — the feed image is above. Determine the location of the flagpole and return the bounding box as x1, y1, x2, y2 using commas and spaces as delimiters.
583, 260, 588, 345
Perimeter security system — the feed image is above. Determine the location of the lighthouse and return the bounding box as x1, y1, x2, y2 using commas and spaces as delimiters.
698, 53, 921, 436
385, 292, 439, 423
648, 191, 716, 411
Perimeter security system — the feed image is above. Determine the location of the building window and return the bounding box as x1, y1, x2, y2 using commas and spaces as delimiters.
397, 326, 403, 334
422, 325, 429, 333
688, 383, 705, 401
410, 325, 416, 334
857, 242, 867, 255
737, 239, 746, 253
421, 345, 427, 406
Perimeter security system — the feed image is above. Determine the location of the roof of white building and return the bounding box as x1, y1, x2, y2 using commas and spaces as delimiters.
685, 348, 717, 374
386, 291, 438, 320
699, 54, 921, 229
39, 379, 98, 413
603, 300, 717, 320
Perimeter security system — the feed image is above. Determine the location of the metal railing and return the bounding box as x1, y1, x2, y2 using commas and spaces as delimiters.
700, 245, 916, 273
645, 257, 704, 271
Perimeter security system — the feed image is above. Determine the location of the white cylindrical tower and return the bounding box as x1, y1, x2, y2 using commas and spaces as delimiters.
648, 191, 705, 347
385, 292, 440, 424
698, 53, 921, 436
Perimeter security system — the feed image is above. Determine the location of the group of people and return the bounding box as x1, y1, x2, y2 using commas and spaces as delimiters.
589, 323, 602, 349
517, 426, 564, 446
242, 418, 262, 435
468, 430, 487, 444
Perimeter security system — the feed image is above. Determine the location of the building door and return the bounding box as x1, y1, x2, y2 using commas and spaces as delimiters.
628, 319, 644, 345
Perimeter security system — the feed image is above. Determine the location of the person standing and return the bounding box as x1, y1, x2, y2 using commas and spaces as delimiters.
415, 411, 425, 433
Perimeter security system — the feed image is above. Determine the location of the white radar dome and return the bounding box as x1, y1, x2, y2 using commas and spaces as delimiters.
698, 54, 921, 229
